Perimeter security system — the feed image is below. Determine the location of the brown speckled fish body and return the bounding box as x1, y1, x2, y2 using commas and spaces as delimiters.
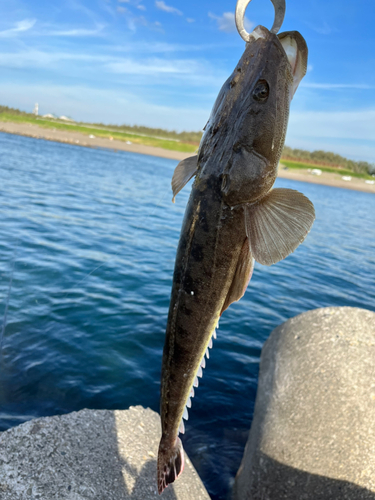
157, 25, 315, 494
161, 179, 244, 423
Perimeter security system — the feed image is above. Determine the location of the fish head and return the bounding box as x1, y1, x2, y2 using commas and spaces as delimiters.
198, 25, 308, 206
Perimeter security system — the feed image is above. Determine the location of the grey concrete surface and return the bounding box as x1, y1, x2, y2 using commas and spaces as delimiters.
0, 406, 211, 500
233, 307, 375, 500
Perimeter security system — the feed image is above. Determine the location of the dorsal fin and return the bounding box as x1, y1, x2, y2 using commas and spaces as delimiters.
171, 155, 198, 202
179, 331, 215, 437
245, 188, 315, 266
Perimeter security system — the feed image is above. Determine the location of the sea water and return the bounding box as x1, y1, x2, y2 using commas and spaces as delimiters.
0, 132, 374, 499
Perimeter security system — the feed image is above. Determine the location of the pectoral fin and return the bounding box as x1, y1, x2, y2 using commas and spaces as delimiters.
245, 188, 315, 266
221, 238, 254, 314
171, 155, 198, 203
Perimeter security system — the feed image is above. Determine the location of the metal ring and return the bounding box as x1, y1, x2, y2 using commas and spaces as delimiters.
235, 0, 286, 41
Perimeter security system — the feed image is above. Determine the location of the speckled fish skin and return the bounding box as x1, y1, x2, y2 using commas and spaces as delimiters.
157, 25, 313, 494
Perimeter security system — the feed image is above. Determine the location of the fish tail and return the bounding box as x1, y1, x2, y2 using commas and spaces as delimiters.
157, 434, 185, 494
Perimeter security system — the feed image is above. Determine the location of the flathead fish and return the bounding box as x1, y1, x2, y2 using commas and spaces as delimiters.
157, 21, 315, 494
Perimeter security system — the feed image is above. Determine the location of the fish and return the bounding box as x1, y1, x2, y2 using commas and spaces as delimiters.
157, 23, 315, 494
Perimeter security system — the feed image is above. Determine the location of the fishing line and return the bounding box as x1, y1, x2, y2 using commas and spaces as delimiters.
14, 158, 178, 319
0, 247, 16, 356
57, 177, 172, 300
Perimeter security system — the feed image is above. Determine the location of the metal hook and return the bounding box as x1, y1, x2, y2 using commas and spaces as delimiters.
235, 0, 286, 41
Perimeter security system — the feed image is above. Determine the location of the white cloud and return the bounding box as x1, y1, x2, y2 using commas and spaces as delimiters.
186, 18, 195, 23
45, 25, 105, 37
302, 83, 374, 90
106, 57, 202, 76
128, 15, 147, 32
309, 21, 334, 35
0, 50, 112, 69
98, 0, 117, 18
66, 0, 99, 24
103, 57, 224, 87
113, 7, 148, 32
112, 40, 216, 54
155, 1, 182, 15
0, 47, 224, 87
0, 18, 104, 39
0, 19, 36, 37
208, 12, 253, 34
137, 5, 146, 10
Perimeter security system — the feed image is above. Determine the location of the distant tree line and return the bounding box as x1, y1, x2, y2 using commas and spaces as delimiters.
92, 126, 374, 174
0, 105, 35, 116
282, 146, 375, 175
93, 122, 203, 144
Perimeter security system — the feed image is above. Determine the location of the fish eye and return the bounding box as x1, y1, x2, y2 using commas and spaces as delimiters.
253, 79, 269, 102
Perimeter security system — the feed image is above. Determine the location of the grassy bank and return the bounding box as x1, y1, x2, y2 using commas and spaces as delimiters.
0, 111, 198, 154
280, 159, 374, 181
0, 106, 373, 178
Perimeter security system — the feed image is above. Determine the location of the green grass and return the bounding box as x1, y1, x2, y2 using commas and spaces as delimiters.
1, 110, 373, 171
280, 159, 374, 180
0, 112, 198, 154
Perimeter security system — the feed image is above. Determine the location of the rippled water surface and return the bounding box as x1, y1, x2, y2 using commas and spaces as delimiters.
0, 133, 374, 499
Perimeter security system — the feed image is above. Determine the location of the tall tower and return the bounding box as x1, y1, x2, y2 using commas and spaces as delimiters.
33, 103, 39, 116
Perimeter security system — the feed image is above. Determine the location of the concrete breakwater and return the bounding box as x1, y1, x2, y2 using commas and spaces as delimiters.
233, 307, 375, 500
0, 406, 210, 500
1, 307, 374, 499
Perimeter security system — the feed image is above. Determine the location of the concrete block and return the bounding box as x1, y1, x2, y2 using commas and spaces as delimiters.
0, 406, 211, 500
233, 307, 375, 500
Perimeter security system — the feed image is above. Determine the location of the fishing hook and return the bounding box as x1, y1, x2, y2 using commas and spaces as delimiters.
235, 0, 286, 41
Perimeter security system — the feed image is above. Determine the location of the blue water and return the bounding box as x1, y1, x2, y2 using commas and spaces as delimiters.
0, 132, 374, 499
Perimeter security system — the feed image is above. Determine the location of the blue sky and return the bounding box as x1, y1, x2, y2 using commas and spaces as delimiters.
0, 0, 374, 161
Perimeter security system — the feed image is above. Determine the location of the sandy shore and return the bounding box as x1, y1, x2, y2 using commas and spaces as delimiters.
278, 165, 375, 194
1, 120, 374, 194
0, 120, 190, 161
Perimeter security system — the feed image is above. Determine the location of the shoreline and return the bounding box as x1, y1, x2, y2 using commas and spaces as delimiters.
1, 121, 374, 194
277, 166, 375, 194
0, 120, 189, 161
